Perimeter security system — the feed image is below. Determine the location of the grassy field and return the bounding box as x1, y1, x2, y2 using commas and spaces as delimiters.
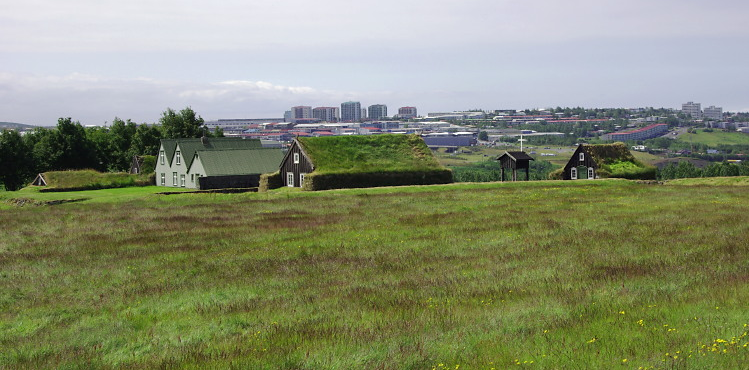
2, 180, 749, 369
677, 129, 749, 146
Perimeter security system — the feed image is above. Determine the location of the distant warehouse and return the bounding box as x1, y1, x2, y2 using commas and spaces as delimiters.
601, 124, 668, 141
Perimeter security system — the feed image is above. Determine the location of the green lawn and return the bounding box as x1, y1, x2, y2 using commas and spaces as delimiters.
2, 180, 749, 369
0, 186, 192, 210
678, 129, 749, 146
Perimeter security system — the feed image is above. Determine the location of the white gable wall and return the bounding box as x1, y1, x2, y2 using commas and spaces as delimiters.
155, 143, 171, 187
187, 155, 205, 189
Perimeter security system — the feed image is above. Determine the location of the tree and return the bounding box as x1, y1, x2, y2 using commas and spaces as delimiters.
478, 131, 489, 141
85, 126, 111, 171
128, 124, 162, 157
107, 118, 138, 171
0, 130, 33, 191
53, 118, 99, 170
160, 107, 205, 139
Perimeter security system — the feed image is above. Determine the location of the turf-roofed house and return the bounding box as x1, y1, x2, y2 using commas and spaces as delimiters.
275, 134, 452, 191
155, 137, 284, 189
556, 143, 657, 180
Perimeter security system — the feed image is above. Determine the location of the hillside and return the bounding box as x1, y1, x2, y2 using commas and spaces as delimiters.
2, 180, 749, 368
677, 129, 749, 146
0, 121, 37, 130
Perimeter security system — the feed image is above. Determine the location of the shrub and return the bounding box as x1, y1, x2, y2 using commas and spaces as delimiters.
259, 171, 283, 192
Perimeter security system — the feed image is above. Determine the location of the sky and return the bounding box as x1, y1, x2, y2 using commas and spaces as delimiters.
2, 0, 748, 126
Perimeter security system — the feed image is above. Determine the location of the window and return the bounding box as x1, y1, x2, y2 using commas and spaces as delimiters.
571, 167, 577, 180
176, 151, 181, 165
173, 172, 178, 186
287, 172, 294, 187
191, 174, 194, 182
160, 151, 165, 165
588, 167, 594, 179
180, 174, 185, 187
300, 173, 305, 188
579, 152, 585, 162
160, 173, 165, 185
293, 152, 300, 164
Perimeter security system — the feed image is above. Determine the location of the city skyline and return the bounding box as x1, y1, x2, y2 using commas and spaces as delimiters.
2, 0, 749, 126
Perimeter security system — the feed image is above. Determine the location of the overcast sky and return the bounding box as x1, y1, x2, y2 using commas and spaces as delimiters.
2, 0, 748, 125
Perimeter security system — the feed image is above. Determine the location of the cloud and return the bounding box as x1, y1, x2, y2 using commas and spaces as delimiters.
0, 73, 347, 125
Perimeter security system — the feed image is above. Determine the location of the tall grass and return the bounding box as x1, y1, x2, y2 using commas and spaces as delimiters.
1, 180, 748, 368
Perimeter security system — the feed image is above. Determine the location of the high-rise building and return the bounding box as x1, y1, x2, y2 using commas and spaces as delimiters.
703, 106, 723, 120
682, 102, 702, 119
398, 106, 418, 119
312, 107, 340, 122
290, 106, 312, 123
341, 101, 362, 122
368, 104, 388, 120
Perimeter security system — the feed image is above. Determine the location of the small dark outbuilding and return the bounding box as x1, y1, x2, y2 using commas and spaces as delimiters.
497, 151, 534, 181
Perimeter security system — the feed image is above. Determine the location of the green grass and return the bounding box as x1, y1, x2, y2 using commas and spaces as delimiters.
666, 176, 749, 186
2, 180, 749, 369
0, 186, 192, 210
678, 129, 749, 146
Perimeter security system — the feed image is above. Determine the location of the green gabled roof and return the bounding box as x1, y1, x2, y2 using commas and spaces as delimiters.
195, 148, 285, 176
160, 137, 263, 168
297, 134, 446, 174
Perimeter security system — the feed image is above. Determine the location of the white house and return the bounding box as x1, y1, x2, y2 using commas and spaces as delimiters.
155, 137, 282, 189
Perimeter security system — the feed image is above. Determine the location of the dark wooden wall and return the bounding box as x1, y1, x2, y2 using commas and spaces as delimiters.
279, 141, 314, 187
563, 146, 598, 180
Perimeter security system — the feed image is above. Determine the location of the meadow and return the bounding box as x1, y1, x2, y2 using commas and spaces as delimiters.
1, 180, 749, 369
677, 129, 749, 147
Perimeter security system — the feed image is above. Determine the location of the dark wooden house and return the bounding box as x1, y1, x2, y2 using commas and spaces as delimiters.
563, 145, 598, 180
279, 140, 315, 188
278, 135, 452, 190
497, 151, 534, 181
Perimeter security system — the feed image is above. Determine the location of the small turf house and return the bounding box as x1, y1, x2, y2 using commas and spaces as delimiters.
560, 143, 656, 180
155, 137, 284, 189
278, 134, 452, 190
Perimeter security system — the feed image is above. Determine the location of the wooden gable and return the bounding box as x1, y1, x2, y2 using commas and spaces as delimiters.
279, 140, 314, 187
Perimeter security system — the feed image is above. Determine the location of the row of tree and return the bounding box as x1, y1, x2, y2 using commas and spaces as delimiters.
0, 107, 218, 191
658, 161, 749, 180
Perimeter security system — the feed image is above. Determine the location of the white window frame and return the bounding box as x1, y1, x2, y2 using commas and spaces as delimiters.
160, 151, 165, 165
180, 174, 185, 187
588, 167, 594, 180
160, 173, 165, 185
300, 173, 306, 188
579, 152, 585, 162
287, 172, 294, 187
293, 152, 300, 164
176, 151, 181, 165
172, 172, 178, 186
571, 167, 577, 180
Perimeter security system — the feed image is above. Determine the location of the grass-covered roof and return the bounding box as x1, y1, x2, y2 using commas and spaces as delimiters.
297, 134, 446, 174
582, 142, 638, 166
